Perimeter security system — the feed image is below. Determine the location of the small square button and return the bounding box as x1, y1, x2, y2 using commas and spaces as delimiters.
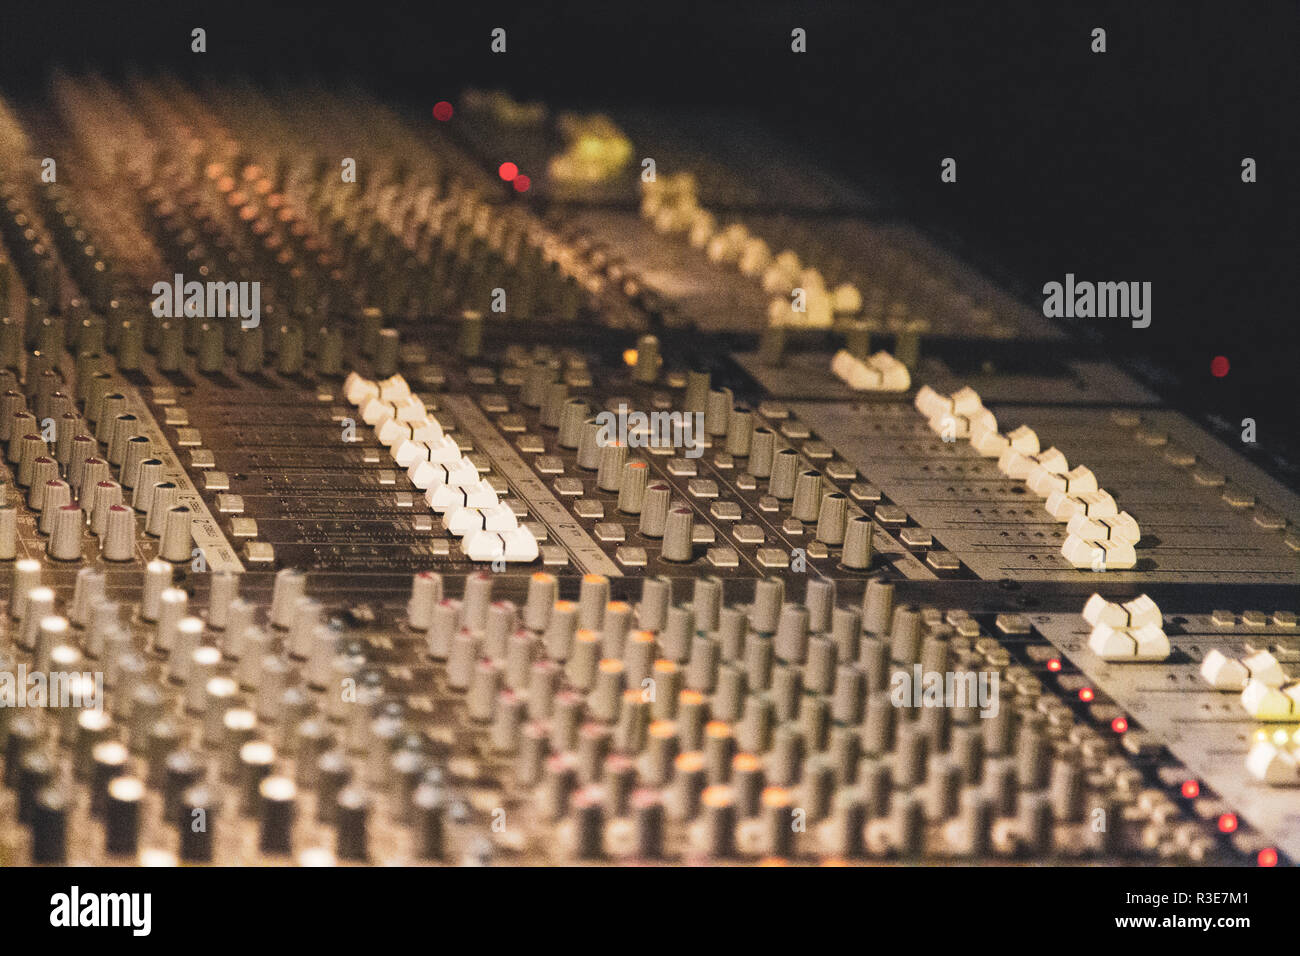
535, 456, 564, 475
735, 474, 757, 491
516, 434, 545, 454
803, 440, 833, 459
712, 453, 735, 470
758, 496, 779, 513
163, 407, 190, 425
849, 483, 882, 503
497, 413, 526, 432
780, 420, 810, 440
756, 547, 789, 568
668, 458, 698, 477
215, 494, 244, 514
825, 460, 857, 481
230, 517, 259, 538
875, 505, 908, 524
710, 501, 742, 521
554, 478, 585, 496
594, 522, 626, 543
574, 499, 605, 520
900, 527, 933, 548
781, 518, 803, 535
174, 428, 202, 447
687, 479, 718, 498
927, 551, 961, 571
733, 524, 765, 544
691, 525, 715, 545
541, 546, 569, 566
616, 546, 648, 567
707, 547, 739, 568
203, 471, 230, 491
244, 541, 275, 564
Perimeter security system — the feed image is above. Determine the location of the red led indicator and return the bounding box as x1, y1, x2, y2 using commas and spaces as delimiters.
1078, 687, 1094, 702
1047, 658, 1062, 672
1218, 813, 1238, 834
432, 101, 454, 122
1211, 355, 1230, 378
1181, 780, 1200, 799
1111, 717, 1128, 733
513, 174, 531, 193
498, 162, 519, 182
1258, 848, 1278, 867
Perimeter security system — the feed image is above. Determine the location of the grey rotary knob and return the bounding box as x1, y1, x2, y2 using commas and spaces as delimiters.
0, 506, 17, 560
101, 505, 136, 561
684, 370, 710, 414
705, 387, 732, 436
90, 481, 124, 536
617, 460, 649, 513
131, 460, 164, 511
524, 572, 557, 631
596, 440, 627, 492
842, 515, 874, 569
557, 398, 590, 449
270, 568, 306, 629
276, 323, 305, 376
36, 477, 68, 523
158, 322, 184, 371
407, 571, 444, 630
577, 418, 603, 470
862, 578, 895, 635
633, 335, 660, 384
121, 435, 151, 488
816, 491, 849, 544
108, 415, 140, 466
198, 322, 224, 372
749, 427, 776, 477
80, 457, 110, 495
577, 574, 610, 631
889, 604, 923, 664
750, 577, 785, 635
790, 469, 823, 521
373, 327, 399, 378
539, 381, 569, 429
661, 505, 694, 562
725, 405, 752, 457
521, 359, 557, 408
161, 505, 194, 563
638, 481, 672, 537
95, 394, 125, 442
768, 448, 799, 499
47, 504, 83, 560
237, 324, 264, 373
145, 482, 178, 536
316, 327, 344, 376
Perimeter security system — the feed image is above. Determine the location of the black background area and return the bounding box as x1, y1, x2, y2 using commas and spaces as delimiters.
1, 0, 1296, 456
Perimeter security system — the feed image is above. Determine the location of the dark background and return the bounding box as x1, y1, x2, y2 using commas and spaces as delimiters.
2, 0, 1296, 468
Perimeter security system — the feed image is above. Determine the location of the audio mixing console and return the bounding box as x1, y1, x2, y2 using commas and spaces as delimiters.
0, 71, 1295, 874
